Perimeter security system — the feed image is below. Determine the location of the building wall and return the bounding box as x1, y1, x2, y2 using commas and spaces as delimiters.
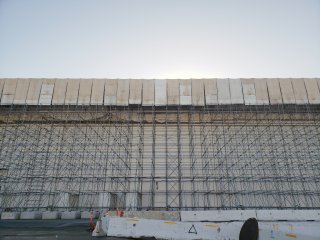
1, 106, 319, 210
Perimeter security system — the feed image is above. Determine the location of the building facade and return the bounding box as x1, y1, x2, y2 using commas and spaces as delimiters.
0, 78, 320, 211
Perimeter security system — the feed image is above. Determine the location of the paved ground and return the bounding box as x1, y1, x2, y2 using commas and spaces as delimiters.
0, 220, 128, 240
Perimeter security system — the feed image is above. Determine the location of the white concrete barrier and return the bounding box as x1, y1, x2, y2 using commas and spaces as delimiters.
20, 211, 42, 220
181, 210, 256, 222
1, 212, 20, 220
106, 217, 242, 240
42, 211, 61, 220
81, 211, 100, 219
256, 210, 320, 221
61, 211, 81, 219
98, 216, 320, 240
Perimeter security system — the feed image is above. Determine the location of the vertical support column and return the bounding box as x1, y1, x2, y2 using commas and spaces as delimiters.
150, 106, 156, 209
188, 107, 196, 209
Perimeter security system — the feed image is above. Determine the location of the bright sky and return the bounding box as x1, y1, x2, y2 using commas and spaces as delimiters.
0, 0, 319, 79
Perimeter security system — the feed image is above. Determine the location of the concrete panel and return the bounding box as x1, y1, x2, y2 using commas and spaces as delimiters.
304, 79, 320, 104
65, 79, 80, 105
117, 79, 129, 106
266, 79, 282, 104
20, 211, 42, 220
52, 79, 67, 105
39, 80, 55, 105
279, 79, 295, 104
155, 79, 167, 106
181, 210, 256, 222
217, 79, 231, 104
179, 80, 191, 105
204, 79, 218, 105
78, 79, 92, 105
90, 79, 105, 105
1, 79, 17, 105
129, 79, 142, 105
26, 79, 42, 105
142, 80, 154, 106
229, 79, 244, 104
292, 79, 308, 104
42, 211, 61, 219
191, 79, 205, 106
242, 79, 256, 105
61, 211, 81, 219
13, 79, 30, 104
104, 79, 118, 105
167, 79, 179, 105
1, 212, 20, 220
254, 79, 269, 105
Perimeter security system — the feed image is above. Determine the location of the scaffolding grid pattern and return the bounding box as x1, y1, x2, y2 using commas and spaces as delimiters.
0, 105, 320, 211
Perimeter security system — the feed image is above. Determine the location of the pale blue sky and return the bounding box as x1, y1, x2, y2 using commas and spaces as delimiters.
0, 0, 319, 78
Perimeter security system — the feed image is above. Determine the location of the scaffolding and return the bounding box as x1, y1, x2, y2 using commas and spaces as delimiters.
0, 104, 320, 211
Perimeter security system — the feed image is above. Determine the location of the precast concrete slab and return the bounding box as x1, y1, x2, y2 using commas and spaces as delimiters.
180, 79, 191, 105
292, 79, 308, 104
267, 79, 282, 104
217, 79, 231, 104
255, 79, 269, 105
90, 79, 105, 105
229, 79, 244, 104
42, 211, 61, 220
242, 79, 256, 105
65, 79, 80, 105
77, 79, 92, 105
61, 211, 81, 219
104, 79, 117, 105
1, 212, 20, 220
204, 79, 218, 105
13, 79, 30, 105
39, 80, 55, 105
52, 79, 67, 105
142, 80, 154, 106
20, 211, 42, 220
167, 79, 179, 105
279, 78, 295, 104
155, 79, 167, 106
304, 78, 320, 104
191, 79, 205, 106
116, 79, 129, 106
129, 79, 142, 105
1, 79, 17, 105
26, 79, 42, 105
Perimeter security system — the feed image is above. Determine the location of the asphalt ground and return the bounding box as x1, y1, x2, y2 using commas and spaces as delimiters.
0, 220, 129, 240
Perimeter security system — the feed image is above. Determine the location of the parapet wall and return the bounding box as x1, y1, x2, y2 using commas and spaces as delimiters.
1, 78, 320, 106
